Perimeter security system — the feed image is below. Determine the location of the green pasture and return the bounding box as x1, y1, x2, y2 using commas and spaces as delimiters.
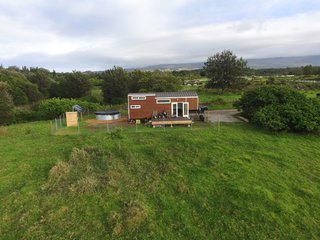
0, 120, 319, 239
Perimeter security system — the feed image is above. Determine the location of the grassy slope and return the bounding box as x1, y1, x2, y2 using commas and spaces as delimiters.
0, 122, 320, 239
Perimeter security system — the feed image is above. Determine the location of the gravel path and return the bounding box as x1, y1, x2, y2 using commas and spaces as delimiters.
206, 109, 243, 122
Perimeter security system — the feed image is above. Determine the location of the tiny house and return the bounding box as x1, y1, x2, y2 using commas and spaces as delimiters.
127, 91, 199, 120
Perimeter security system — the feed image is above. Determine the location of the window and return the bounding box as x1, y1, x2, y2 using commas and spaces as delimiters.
156, 99, 171, 104
130, 105, 141, 109
131, 96, 146, 100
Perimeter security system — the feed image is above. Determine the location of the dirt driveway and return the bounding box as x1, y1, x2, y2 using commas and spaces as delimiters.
206, 109, 243, 122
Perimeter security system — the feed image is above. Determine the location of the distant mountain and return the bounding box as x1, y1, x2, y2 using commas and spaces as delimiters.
247, 55, 320, 69
139, 62, 203, 71
138, 55, 320, 71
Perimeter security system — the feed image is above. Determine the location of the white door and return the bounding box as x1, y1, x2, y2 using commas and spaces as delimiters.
172, 102, 178, 117
172, 102, 189, 117
183, 102, 189, 117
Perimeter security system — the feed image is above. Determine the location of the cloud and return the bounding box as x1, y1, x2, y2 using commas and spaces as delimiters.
0, 0, 320, 71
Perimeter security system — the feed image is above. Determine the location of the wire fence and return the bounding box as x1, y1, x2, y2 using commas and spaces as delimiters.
49, 112, 221, 136
50, 114, 65, 135
50, 113, 81, 135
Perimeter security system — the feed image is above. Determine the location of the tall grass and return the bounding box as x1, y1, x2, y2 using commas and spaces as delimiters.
0, 121, 320, 239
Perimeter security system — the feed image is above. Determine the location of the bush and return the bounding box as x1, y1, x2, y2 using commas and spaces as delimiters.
0, 82, 14, 125
110, 127, 124, 140
14, 108, 41, 123
35, 98, 102, 120
235, 86, 320, 132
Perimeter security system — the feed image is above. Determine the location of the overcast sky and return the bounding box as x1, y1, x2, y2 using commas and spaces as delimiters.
1, 0, 320, 71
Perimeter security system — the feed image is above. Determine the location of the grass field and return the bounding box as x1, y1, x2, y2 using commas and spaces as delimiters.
198, 89, 241, 110
182, 85, 241, 110
0, 120, 320, 239
194, 86, 319, 110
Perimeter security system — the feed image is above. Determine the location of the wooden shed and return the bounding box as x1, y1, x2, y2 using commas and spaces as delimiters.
127, 91, 199, 121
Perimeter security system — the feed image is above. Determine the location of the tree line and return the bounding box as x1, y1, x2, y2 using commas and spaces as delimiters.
1, 50, 320, 125
102, 67, 181, 104
0, 66, 182, 124
0, 66, 182, 103
253, 65, 320, 76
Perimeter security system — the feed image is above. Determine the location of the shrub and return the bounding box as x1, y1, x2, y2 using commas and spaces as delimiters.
253, 105, 287, 131
110, 127, 124, 140
14, 108, 41, 123
235, 86, 320, 132
0, 82, 14, 125
35, 98, 102, 120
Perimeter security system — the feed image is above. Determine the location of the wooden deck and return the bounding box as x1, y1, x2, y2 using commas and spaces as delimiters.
151, 117, 193, 128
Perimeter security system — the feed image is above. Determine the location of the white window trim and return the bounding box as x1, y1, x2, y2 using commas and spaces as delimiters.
172, 102, 178, 117
156, 99, 171, 104
130, 105, 141, 109
156, 96, 198, 99
131, 96, 146, 100
171, 102, 189, 117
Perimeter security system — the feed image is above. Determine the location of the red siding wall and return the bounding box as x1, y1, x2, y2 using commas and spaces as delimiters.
128, 96, 198, 120
169, 97, 198, 110
129, 96, 158, 119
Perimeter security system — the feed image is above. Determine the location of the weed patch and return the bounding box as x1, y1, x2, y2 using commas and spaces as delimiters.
0, 126, 8, 136
108, 201, 148, 236
42, 148, 105, 195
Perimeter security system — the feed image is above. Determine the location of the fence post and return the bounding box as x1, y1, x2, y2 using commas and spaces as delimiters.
50, 121, 53, 135
55, 118, 58, 131
77, 116, 80, 133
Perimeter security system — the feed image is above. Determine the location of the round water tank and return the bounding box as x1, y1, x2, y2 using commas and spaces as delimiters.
94, 111, 120, 121
113, 113, 120, 120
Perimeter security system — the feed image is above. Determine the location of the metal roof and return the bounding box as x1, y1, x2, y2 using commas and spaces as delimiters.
128, 93, 155, 96
128, 91, 198, 98
155, 91, 198, 98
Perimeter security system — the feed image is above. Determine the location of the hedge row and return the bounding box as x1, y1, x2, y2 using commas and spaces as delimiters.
13, 98, 103, 123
